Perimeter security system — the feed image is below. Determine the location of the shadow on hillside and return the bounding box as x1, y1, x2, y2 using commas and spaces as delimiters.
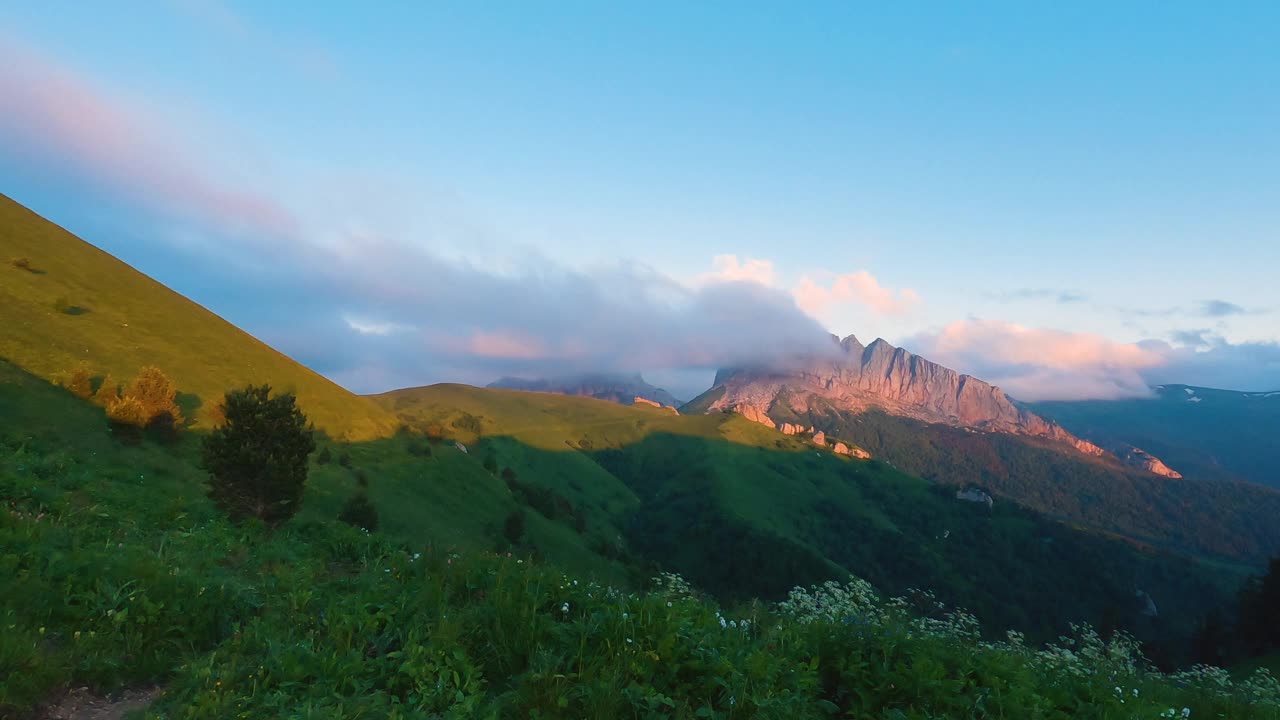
0, 358, 1253, 669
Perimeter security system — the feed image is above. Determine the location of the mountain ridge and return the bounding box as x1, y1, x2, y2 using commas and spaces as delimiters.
696, 333, 1181, 477
487, 372, 684, 409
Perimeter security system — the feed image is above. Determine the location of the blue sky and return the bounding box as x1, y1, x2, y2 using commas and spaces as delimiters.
2, 1, 1277, 400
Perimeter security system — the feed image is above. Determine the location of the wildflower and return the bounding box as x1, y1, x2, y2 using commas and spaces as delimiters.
729, 620, 737, 628
561, 602, 570, 614
719, 617, 727, 629
666, 601, 673, 608
622, 612, 629, 620
626, 637, 633, 644
1182, 710, 1191, 719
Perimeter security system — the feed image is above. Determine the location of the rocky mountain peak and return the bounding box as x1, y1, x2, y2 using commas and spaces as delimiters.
694, 336, 1178, 476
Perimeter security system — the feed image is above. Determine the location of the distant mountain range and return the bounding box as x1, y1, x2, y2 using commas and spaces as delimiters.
1034, 385, 1280, 489
487, 373, 684, 409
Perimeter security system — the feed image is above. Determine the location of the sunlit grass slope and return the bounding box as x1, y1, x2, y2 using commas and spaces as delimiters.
0, 193, 393, 440
5, 366, 1279, 718
374, 384, 1238, 664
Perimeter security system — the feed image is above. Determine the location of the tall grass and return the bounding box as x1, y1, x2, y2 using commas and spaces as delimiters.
3, 434, 1278, 719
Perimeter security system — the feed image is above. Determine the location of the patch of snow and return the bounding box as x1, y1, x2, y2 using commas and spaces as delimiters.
1187, 396, 1202, 403
1184, 388, 1195, 395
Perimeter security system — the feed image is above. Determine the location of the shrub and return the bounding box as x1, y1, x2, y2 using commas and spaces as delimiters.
338, 491, 379, 531
425, 424, 444, 444
127, 366, 183, 428
201, 385, 315, 525
317, 447, 332, 465
483, 456, 498, 474
356, 470, 369, 488
105, 396, 148, 442
338, 452, 352, 468
10, 256, 35, 272
503, 510, 525, 544
60, 365, 93, 400
92, 374, 119, 407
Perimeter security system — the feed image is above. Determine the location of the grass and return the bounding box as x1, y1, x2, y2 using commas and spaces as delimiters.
3, 417, 1279, 719
0, 193, 394, 441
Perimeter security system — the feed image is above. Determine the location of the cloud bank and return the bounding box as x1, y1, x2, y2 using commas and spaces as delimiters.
904, 319, 1280, 401
4, 39, 1277, 400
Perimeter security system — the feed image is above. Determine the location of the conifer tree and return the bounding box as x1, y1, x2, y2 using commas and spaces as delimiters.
201, 385, 315, 525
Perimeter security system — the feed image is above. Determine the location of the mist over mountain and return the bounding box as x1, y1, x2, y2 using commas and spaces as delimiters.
487, 373, 684, 408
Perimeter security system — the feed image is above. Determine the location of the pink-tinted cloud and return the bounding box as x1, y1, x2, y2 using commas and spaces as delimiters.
697, 254, 778, 286
463, 331, 549, 360
0, 39, 296, 240
794, 271, 922, 317
903, 319, 1164, 401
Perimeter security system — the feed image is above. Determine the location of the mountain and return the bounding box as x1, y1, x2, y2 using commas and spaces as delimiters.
690, 333, 1179, 477
1033, 384, 1280, 489
0, 193, 395, 440
488, 372, 684, 409
373, 383, 1236, 661
1, 196, 1273, 669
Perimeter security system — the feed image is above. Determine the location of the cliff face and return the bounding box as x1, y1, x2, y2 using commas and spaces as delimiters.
704, 334, 1178, 476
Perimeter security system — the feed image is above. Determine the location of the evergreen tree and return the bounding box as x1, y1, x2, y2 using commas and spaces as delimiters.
201, 385, 315, 525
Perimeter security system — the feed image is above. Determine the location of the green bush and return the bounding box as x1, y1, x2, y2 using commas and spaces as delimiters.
201, 385, 315, 525
338, 491, 379, 531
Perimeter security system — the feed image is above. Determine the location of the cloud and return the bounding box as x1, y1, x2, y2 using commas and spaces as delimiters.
988, 288, 1087, 304
697, 254, 777, 287
905, 319, 1280, 400
1119, 299, 1262, 319
1199, 299, 1247, 317
696, 255, 920, 321
1169, 328, 1214, 349
0, 38, 297, 242
794, 271, 921, 317
903, 319, 1164, 401
1143, 335, 1280, 391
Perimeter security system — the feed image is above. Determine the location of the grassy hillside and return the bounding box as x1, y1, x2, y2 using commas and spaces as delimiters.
1034, 385, 1280, 489
0, 193, 393, 440
4, 367, 1279, 718
770, 402, 1280, 566
376, 384, 1242, 665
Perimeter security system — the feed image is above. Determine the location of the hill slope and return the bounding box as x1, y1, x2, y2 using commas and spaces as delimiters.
375, 384, 1241, 662
0, 193, 393, 440
1034, 385, 1280, 489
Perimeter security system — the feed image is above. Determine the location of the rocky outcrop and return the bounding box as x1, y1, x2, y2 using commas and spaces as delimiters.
634, 396, 679, 414
956, 488, 994, 508
489, 373, 684, 408
832, 441, 871, 459
700, 334, 1161, 464
1117, 447, 1182, 478
730, 403, 870, 458
733, 403, 775, 428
